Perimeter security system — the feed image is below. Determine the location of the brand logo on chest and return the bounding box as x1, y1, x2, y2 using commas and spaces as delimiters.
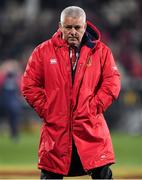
86, 56, 92, 67
50, 58, 57, 64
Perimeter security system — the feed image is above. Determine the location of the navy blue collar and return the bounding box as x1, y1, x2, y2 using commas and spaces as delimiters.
81, 32, 95, 49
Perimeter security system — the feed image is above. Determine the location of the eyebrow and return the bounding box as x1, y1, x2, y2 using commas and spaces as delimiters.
64, 25, 82, 28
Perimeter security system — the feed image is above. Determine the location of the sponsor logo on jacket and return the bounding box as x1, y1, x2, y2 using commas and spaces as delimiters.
50, 59, 57, 64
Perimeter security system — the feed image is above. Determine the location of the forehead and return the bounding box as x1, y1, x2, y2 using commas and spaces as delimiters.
62, 16, 85, 26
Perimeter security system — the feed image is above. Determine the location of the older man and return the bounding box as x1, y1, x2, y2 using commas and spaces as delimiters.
21, 6, 121, 179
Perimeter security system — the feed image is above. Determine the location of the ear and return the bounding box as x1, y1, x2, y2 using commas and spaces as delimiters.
84, 22, 87, 30
59, 22, 62, 31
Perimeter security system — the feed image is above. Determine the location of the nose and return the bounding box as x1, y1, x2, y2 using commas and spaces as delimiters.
70, 27, 77, 35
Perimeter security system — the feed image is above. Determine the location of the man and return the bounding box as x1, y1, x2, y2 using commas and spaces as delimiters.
0, 61, 22, 141
21, 6, 121, 179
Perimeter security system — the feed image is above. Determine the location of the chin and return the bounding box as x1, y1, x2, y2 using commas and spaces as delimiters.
68, 41, 79, 47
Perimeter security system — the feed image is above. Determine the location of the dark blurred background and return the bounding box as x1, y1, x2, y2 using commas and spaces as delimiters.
0, 0, 142, 141
0, 0, 142, 179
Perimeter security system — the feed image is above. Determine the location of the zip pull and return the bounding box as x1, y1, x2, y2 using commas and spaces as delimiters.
69, 47, 79, 71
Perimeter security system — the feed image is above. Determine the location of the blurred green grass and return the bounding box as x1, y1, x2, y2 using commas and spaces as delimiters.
112, 132, 142, 166
0, 131, 39, 168
0, 128, 142, 178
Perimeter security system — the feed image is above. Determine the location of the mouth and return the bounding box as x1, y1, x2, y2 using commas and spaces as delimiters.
68, 37, 78, 41
67, 37, 80, 46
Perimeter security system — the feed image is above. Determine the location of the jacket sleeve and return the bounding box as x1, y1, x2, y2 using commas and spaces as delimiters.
91, 47, 121, 114
21, 47, 48, 119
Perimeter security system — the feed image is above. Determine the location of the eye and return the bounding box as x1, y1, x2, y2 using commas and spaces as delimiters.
65, 25, 72, 30
74, 26, 81, 30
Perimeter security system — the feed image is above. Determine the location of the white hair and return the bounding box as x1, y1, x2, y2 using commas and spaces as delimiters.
60, 6, 86, 24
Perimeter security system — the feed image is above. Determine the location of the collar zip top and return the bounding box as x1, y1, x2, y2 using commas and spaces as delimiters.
69, 47, 79, 71
69, 46, 79, 84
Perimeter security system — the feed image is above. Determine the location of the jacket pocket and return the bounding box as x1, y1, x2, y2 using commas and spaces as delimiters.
89, 97, 97, 116
38, 126, 55, 156
89, 96, 103, 116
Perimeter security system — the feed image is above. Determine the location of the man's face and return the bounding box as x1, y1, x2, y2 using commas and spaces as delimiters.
59, 16, 87, 47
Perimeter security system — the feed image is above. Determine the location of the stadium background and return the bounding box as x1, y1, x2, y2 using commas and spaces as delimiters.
0, 0, 142, 179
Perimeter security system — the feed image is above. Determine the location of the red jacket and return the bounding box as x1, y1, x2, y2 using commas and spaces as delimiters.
21, 21, 121, 175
